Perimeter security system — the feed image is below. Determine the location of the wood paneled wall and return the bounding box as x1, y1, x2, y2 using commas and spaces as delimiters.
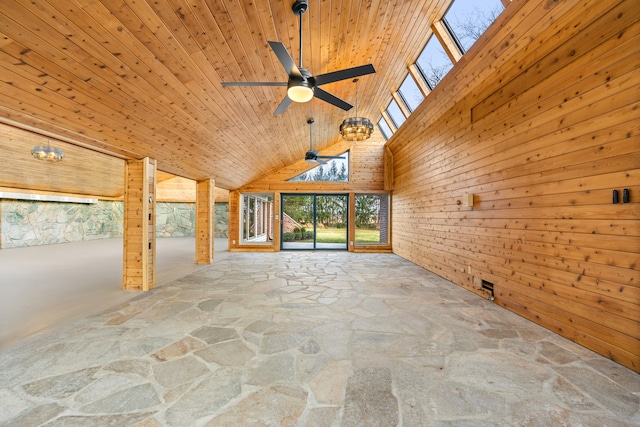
388, 0, 639, 371
155, 174, 230, 203
228, 136, 390, 251
240, 136, 387, 193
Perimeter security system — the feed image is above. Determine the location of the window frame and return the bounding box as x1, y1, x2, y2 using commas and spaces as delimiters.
385, 99, 407, 129
239, 193, 274, 245
397, 73, 425, 113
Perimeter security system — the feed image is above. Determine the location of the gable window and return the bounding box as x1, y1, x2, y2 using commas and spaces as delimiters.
442, 0, 505, 53
416, 34, 454, 90
398, 74, 425, 112
289, 151, 349, 182
378, 118, 393, 140
386, 99, 406, 129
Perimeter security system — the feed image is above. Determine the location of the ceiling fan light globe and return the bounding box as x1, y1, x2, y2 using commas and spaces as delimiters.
288, 85, 314, 103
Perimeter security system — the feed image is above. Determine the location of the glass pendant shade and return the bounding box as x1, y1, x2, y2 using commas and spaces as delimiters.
31, 140, 64, 162
339, 78, 373, 140
339, 117, 374, 141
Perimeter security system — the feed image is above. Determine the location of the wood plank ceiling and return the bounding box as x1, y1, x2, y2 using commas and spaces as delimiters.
0, 0, 450, 191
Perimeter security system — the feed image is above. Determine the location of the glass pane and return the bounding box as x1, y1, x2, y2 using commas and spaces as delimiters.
282, 195, 315, 249
386, 99, 406, 129
281, 194, 348, 250
416, 35, 454, 89
289, 152, 349, 182
241, 194, 273, 244
355, 194, 389, 245
378, 118, 393, 140
443, 0, 505, 53
315, 195, 348, 250
398, 74, 424, 112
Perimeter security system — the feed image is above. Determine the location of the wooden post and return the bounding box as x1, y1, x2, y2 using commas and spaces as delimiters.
228, 191, 240, 250
273, 192, 281, 251
122, 157, 156, 291
348, 192, 356, 252
195, 179, 215, 264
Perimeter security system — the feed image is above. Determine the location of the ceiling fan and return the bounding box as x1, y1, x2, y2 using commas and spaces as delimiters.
221, 0, 375, 115
305, 118, 344, 164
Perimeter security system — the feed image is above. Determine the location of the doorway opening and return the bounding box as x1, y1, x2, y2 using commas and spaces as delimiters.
281, 194, 348, 250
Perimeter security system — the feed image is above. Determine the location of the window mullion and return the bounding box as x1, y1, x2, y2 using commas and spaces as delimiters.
432, 21, 462, 63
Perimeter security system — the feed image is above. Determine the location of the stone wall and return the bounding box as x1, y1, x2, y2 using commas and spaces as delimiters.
0, 200, 123, 248
214, 203, 229, 238
156, 202, 195, 238
0, 200, 229, 248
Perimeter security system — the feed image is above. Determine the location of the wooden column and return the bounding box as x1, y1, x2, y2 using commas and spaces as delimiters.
195, 179, 215, 264
273, 192, 281, 251
122, 157, 156, 291
348, 192, 356, 252
227, 191, 240, 250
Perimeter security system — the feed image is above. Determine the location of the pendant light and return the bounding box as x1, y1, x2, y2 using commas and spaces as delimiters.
339, 78, 374, 141
31, 138, 64, 162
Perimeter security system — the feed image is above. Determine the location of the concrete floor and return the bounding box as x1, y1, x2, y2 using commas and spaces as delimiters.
0, 241, 638, 426
0, 237, 228, 350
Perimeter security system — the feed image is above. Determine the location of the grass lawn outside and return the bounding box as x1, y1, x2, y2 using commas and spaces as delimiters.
314, 228, 347, 243
355, 228, 380, 243
308, 228, 381, 243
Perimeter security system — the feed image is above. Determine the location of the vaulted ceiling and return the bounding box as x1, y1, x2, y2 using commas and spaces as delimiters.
1, 0, 451, 191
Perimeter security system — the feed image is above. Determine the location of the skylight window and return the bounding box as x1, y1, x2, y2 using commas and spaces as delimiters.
386, 99, 406, 129
289, 151, 349, 182
442, 0, 505, 53
378, 118, 393, 140
398, 74, 424, 112
416, 35, 454, 90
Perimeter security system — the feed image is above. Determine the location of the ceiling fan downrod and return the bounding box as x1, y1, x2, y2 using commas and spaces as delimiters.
292, 0, 308, 70
307, 118, 314, 151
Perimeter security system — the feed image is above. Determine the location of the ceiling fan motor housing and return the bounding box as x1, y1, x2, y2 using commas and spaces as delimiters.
292, 0, 308, 15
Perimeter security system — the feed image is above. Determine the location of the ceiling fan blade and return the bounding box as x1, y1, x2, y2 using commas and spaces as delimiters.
221, 82, 287, 87
274, 95, 293, 115
316, 158, 327, 165
268, 41, 302, 78
314, 88, 352, 111
315, 64, 376, 86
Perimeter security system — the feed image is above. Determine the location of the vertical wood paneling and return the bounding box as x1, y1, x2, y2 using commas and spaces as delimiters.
123, 157, 156, 291
228, 190, 240, 251
195, 178, 214, 264
388, 0, 640, 372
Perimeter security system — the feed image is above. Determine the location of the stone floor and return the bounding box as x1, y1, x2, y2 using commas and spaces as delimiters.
0, 251, 638, 426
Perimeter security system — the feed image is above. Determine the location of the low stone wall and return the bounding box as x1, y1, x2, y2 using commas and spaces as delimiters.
0, 200, 229, 248
0, 200, 123, 248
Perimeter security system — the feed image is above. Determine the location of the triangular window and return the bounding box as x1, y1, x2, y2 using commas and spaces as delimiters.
288, 151, 350, 182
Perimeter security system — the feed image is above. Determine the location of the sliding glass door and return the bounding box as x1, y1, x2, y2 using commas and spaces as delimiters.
281, 194, 348, 250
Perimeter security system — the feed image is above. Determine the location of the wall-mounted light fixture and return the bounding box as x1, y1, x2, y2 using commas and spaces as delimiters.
457, 194, 474, 208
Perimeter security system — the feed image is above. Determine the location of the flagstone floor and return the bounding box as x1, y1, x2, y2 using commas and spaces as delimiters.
1, 251, 638, 426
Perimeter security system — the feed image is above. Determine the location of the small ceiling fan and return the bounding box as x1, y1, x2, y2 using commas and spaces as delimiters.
221, 0, 375, 115
305, 118, 344, 164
